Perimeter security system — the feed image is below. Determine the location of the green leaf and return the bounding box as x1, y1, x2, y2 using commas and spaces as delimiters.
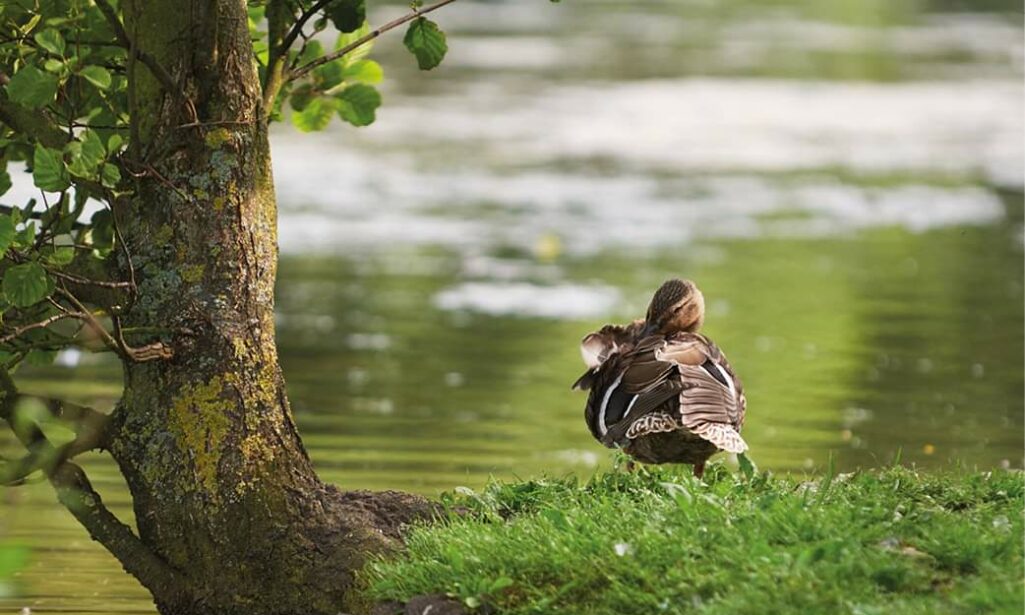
90, 209, 114, 250
44, 246, 75, 266
291, 97, 336, 132
313, 61, 345, 90
107, 134, 124, 153
80, 130, 106, 169
64, 141, 87, 177
5, 66, 59, 108
43, 58, 65, 73
335, 22, 372, 65
341, 59, 382, 84
738, 452, 757, 480
15, 222, 36, 248
0, 170, 10, 197
336, 84, 380, 127
34, 29, 65, 56
3, 262, 54, 308
24, 349, 57, 367
289, 84, 316, 112
0, 216, 16, 255
32, 146, 70, 191
326, 0, 365, 34
20, 14, 41, 36
489, 577, 514, 594
403, 17, 447, 71
79, 65, 112, 89
297, 40, 324, 68
253, 39, 270, 67
100, 163, 121, 188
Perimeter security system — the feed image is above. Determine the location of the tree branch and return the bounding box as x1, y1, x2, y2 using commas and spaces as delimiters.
261, 0, 297, 112
93, 0, 196, 123
93, 0, 176, 94
0, 375, 112, 472
0, 92, 71, 149
0, 312, 79, 345
290, 0, 459, 82
0, 370, 186, 599
57, 287, 172, 362
280, 0, 333, 57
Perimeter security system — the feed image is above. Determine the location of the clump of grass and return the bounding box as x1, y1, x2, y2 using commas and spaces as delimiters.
365, 464, 1023, 614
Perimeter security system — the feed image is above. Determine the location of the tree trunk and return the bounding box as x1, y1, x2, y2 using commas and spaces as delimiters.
100, 2, 433, 612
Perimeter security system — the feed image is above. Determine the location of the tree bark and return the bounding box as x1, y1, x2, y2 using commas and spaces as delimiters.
97, 2, 434, 613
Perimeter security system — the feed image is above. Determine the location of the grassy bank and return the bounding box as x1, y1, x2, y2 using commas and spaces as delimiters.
367, 463, 1023, 614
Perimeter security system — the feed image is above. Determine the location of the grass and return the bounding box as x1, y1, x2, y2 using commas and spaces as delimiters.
366, 462, 1024, 614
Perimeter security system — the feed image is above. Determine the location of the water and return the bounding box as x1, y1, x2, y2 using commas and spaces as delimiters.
2, 0, 1023, 611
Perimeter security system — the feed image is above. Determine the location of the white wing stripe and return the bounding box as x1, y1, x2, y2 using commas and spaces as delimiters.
598, 374, 624, 437
713, 363, 735, 398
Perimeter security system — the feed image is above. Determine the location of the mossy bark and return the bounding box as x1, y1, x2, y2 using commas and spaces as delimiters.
99, 2, 433, 613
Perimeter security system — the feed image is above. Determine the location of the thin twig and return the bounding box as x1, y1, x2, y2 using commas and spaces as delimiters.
57, 288, 172, 362
173, 118, 254, 130
122, 160, 192, 203
278, 0, 332, 59
107, 202, 137, 298
49, 269, 135, 289
55, 288, 120, 353
0, 313, 80, 345
291, 0, 459, 81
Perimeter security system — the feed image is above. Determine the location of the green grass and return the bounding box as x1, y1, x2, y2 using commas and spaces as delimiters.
366, 463, 1024, 614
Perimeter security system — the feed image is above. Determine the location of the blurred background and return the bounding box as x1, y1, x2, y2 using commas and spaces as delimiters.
2, 0, 1023, 611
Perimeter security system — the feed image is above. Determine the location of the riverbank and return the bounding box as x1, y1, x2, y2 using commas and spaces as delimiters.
367, 463, 1023, 614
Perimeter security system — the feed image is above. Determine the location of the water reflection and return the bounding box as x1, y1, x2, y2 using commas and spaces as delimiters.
270, 211, 1023, 490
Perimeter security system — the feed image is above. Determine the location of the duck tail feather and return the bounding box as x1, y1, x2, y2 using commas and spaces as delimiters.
690, 423, 748, 454
572, 369, 598, 391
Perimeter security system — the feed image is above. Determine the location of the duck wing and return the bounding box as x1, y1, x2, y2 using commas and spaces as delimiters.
583, 336, 685, 445
657, 333, 748, 453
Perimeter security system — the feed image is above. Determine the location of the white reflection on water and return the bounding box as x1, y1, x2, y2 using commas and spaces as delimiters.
343, 79, 1021, 181
272, 73, 1020, 256
276, 166, 1005, 256
433, 282, 621, 318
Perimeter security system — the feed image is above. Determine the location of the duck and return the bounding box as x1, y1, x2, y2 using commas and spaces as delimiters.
572, 279, 747, 478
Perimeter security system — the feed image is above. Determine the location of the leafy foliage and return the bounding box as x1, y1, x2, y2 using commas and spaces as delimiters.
251, 1, 453, 132
0, 0, 456, 366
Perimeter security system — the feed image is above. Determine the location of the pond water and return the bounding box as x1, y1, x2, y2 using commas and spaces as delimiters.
2, 0, 1023, 612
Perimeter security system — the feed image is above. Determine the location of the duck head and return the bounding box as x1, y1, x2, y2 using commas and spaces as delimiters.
642, 278, 705, 336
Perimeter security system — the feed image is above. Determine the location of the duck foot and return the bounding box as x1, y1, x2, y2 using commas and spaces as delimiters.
693, 461, 705, 479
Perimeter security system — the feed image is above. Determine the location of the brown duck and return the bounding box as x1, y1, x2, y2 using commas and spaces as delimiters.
572, 279, 747, 478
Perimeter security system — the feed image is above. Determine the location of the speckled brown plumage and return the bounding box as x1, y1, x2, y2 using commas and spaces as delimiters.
572, 279, 747, 477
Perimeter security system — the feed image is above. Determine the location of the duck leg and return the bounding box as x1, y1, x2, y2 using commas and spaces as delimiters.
693, 461, 705, 479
